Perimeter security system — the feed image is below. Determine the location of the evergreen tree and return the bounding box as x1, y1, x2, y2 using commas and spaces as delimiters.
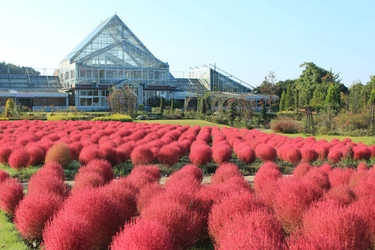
279, 91, 286, 111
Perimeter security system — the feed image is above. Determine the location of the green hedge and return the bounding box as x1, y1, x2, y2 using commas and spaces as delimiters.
47, 115, 91, 121
91, 114, 133, 122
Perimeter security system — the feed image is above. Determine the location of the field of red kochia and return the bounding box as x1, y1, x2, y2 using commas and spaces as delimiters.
1, 120, 375, 249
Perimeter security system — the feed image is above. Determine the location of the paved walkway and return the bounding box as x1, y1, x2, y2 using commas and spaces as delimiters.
22, 175, 255, 188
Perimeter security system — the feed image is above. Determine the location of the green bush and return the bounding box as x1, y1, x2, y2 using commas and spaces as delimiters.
47, 115, 90, 121
270, 118, 303, 134
91, 114, 133, 122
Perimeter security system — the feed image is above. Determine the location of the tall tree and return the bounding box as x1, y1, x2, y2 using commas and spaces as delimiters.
279, 91, 286, 111
326, 83, 341, 118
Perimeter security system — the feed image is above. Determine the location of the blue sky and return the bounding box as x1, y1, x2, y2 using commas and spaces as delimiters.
0, 0, 374, 87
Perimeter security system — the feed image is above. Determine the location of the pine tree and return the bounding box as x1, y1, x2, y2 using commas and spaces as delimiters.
279, 91, 286, 111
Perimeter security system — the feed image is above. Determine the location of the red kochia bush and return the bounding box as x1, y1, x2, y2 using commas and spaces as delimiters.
208, 191, 266, 243
141, 200, 201, 250
110, 219, 173, 250
46, 188, 123, 250
210, 163, 243, 184
236, 145, 256, 164
293, 163, 312, 177
43, 211, 92, 250
273, 177, 322, 233
0, 146, 12, 164
353, 146, 372, 161
27, 175, 69, 197
212, 143, 232, 165
255, 144, 277, 162
26, 144, 45, 166
0, 170, 9, 182
301, 148, 318, 163
8, 148, 31, 169
253, 162, 282, 208
301, 200, 372, 250
328, 167, 355, 188
0, 178, 24, 216
136, 182, 165, 213
45, 143, 72, 168
78, 145, 101, 165
84, 159, 114, 183
157, 144, 181, 167
14, 192, 64, 241
189, 143, 212, 166
327, 149, 342, 164
131, 145, 155, 165
285, 147, 302, 164
216, 211, 287, 250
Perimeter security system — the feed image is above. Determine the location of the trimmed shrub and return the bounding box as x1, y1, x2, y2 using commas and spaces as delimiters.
216, 210, 287, 250
328, 167, 355, 187
255, 144, 277, 162
212, 143, 232, 165
285, 147, 302, 164
78, 145, 101, 165
322, 184, 356, 205
0, 146, 12, 164
100, 179, 138, 224
210, 163, 243, 184
141, 200, 202, 250
353, 146, 372, 161
45, 143, 72, 168
68, 141, 83, 160
301, 148, 318, 163
208, 191, 267, 243
0, 170, 10, 182
27, 175, 69, 197
26, 144, 45, 166
293, 163, 312, 177
301, 200, 371, 250
236, 145, 256, 164
43, 211, 92, 250
327, 149, 342, 164
71, 171, 106, 194
8, 148, 31, 169
189, 143, 212, 166
253, 162, 282, 208
48, 188, 124, 250
137, 182, 165, 213
273, 177, 322, 233
99, 145, 118, 166
270, 117, 302, 134
14, 192, 64, 241
131, 145, 155, 165
110, 219, 173, 250
84, 159, 114, 183
0, 178, 24, 216
157, 144, 181, 167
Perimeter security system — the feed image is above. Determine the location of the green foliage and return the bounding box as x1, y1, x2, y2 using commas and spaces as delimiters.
325, 83, 341, 117
160, 96, 164, 114
107, 86, 138, 116
279, 91, 286, 111
369, 88, 375, 105
45, 143, 72, 169
0, 61, 40, 75
270, 118, 303, 134
228, 101, 235, 126
4, 99, 16, 118
91, 114, 133, 122
47, 115, 90, 121
0, 210, 29, 250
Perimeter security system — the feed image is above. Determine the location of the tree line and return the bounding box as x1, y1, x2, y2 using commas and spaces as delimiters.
0, 61, 40, 75
255, 62, 375, 116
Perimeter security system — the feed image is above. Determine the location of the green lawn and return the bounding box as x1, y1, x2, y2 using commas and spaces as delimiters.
0, 211, 29, 250
262, 129, 375, 145
134, 119, 229, 128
